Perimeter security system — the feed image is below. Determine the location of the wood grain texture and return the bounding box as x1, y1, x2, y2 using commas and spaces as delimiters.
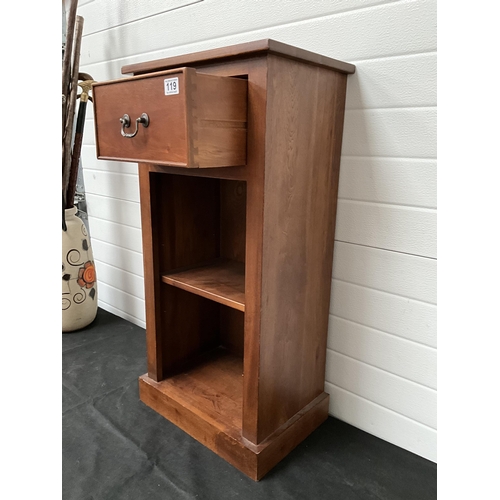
98, 47, 352, 479
83, 0, 437, 463
160, 286, 221, 376
93, 69, 190, 166
257, 55, 347, 442
148, 347, 244, 434
193, 72, 248, 167
138, 164, 164, 380
154, 172, 220, 272
92, 68, 247, 168
180, 57, 269, 445
153, 172, 221, 376
122, 39, 355, 76
220, 307, 245, 358
220, 179, 247, 262
139, 168, 250, 379
162, 259, 245, 311
139, 370, 329, 480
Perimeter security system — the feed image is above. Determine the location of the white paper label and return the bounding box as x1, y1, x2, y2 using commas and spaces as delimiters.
164, 77, 179, 95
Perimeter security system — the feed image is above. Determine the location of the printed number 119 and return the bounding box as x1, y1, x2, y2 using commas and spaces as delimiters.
164, 77, 179, 95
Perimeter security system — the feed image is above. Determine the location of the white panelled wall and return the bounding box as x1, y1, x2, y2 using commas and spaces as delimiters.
77, 0, 437, 462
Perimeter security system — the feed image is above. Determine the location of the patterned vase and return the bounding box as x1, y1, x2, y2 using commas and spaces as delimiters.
62, 206, 98, 332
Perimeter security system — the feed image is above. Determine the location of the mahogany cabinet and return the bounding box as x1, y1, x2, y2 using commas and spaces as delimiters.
92, 39, 355, 480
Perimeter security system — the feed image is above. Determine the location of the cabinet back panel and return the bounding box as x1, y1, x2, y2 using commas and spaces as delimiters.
220, 307, 245, 358
220, 180, 247, 263
154, 173, 220, 272
161, 285, 220, 376
160, 286, 244, 375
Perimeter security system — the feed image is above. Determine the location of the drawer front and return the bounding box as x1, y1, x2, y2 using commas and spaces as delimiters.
92, 68, 247, 168
93, 68, 190, 166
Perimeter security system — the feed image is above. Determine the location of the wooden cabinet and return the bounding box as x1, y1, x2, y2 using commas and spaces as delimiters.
92, 39, 355, 481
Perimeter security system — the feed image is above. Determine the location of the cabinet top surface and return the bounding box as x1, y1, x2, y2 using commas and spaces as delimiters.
121, 38, 356, 76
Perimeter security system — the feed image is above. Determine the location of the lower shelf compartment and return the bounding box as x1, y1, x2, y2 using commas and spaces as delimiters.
144, 347, 243, 437
139, 361, 330, 480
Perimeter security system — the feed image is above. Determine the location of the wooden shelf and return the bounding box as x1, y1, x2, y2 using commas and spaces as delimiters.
161, 259, 245, 311
141, 347, 243, 437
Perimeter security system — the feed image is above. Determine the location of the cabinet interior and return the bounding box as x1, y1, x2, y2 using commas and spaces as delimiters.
151, 173, 247, 413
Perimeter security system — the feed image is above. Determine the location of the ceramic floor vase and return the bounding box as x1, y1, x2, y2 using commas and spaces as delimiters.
62, 206, 98, 332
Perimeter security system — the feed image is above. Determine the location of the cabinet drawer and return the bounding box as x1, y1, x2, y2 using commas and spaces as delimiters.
92, 67, 247, 168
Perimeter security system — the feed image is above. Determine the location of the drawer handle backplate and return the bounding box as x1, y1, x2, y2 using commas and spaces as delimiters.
120, 113, 150, 138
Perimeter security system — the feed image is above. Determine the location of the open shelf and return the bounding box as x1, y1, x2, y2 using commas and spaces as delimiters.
141, 347, 243, 437
162, 259, 245, 311
151, 173, 247, 371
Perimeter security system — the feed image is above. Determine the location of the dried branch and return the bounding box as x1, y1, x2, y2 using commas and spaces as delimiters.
62, 0, 78, 138
62, 15, 84, 200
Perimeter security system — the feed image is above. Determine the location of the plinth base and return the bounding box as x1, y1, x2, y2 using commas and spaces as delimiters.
139, 369, 329, 480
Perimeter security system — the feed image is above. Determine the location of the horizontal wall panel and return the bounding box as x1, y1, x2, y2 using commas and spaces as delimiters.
90, 238, 144, 277
335, 200, 437, 258
325, 350, 436, 428
345, 52, 437, 109
325, 382, 437, 462
79, 0, 392, 35
94, 261, 145, 300
79, 0, 203, 34
97, 282, 145, 324
80, 0, 436, 79
86, 194, 141, 229
81, 147, 138, 175
98, 301, 146, 330
338, 157, 437, 209
341, 108, 437, 158
87, 217, 143, 254
330, 279, 437, 348
332, 241, 436, 303
83, 169, 140, 203
327, 316, 437, 388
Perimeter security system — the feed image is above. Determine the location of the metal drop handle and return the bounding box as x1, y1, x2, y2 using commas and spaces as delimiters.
120, 113, 149, 138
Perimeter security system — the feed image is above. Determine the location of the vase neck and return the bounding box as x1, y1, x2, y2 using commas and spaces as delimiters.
65, 206, 78, 217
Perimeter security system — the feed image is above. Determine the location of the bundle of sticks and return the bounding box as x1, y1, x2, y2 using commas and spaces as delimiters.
62, 0, 94, 228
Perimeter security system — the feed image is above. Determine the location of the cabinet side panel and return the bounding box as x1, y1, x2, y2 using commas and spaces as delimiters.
239, 60, 268, 444
138, 164, 164, 380
258, 55, 347, 441
194, 73, 247, 168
